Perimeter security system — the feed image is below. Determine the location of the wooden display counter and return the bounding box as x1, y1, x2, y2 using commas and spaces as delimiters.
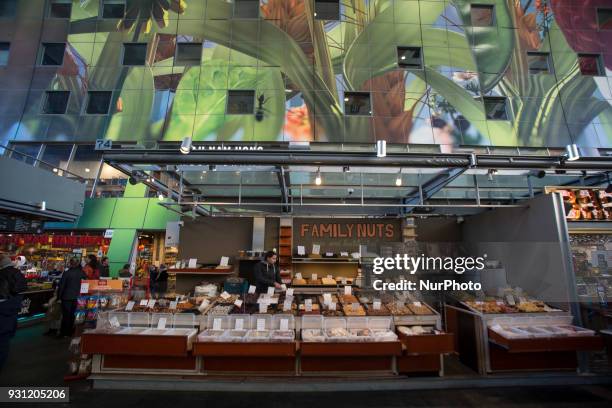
299, 341, 402, 375
82, 332, 193, 357
396, 332, 455, 375
194, 342, 297, 374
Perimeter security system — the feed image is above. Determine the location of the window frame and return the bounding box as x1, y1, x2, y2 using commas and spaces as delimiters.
343, 91, 372, 117
121, 42, 148, 66
41, 90, 71, 115
39, 42, 66, 66
226, 89, 256, 115
84, 91, 113, 115
526, 51, 551, 75
0, 0, 17, 19
0, 42, 10, 66
397, 46, 423, 69
483, 96, 509, 121
596, 8, 612, 30
577, 53, 605, 77
470, 4, 496, 27
314, 0, 340, 21
101, 0, 126, 19
232, 0, 261, 19
47, 0, 72, 19
175, 42, 203, 66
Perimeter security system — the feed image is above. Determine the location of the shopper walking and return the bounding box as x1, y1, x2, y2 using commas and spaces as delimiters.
83, 254, 100, 280
253, 251, 282, 293
58, 259, 86, 338
0, 254, 27, 371
99, 257, 110, 278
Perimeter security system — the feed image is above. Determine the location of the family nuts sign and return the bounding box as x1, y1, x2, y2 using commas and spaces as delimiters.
295, 219, 400, 243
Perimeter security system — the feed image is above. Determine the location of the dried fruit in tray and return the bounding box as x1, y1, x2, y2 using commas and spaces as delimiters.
364, 303, 391, 316
342, 303, 366, 316
292, 278, 307, 285
321, 277, 337, 285
517, 301, 546, 313
407, 303, 433, 315
339, 294, 359, 304
385, 303, 413, 315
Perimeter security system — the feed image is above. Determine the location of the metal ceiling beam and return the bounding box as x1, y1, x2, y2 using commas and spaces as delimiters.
276, 166, 290, 213
402, 167, 469, 214
103, 151, 612, 170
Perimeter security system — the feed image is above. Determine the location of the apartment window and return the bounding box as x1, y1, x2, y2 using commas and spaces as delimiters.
122, 43, 147, 66
344, 92, 371, 116
397, 47, 422, 69
41, 144, 73, 172
597, 8, 612, 30
40, 43, 66, 66
0, 42, 9, 66
315, 0, 339, 21
102, 0, 125, 18
483, 96, 508, 120
470, 4, 495, 27
233, 0, 259, 19
9, 143, 42, 165
0, 0, 17, 18
68, 145, 102, 179
578, 54, 604, 76
42, 91, 70, 114
175, 43, 202, 65
48, 0, 72, 18
86, 91, 112, 115
527, 52, 550, 75
226, 90, 255, 114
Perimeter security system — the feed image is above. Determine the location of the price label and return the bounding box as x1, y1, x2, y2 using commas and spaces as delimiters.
283, 300, 292, 312
297, 246, 306, 256
305, 299, 313, 312
295, 273, 302, 279
169, 301, 178, 310
220, 292, 231, 300
373, 301, 381, 311
157, 317, 167, 330
311, 274, 318, 281
518, 296, 527, 304
259, 302, 268, 313
140, 299, 148, 307
325, 252, 333, 257
341, 277, 347, 285
413, 301, 422, 307
286, 288, 294, 297
505, 294, 516, 306
198, 299, 210, 312
267, 287, 275, 296
213, 318, 222, 331
340, 252, 349, 257
147, 299, 156, 308
281, 284, 287, 291
80, 283, 89, 294
234, 299, 243, 308
248, 285, 256, 294
344, 286, 352, 295
327, 275, 333, 279
257, 318, 266, 331
110, 317, 120, 328
351, 302, 359, 312
235, 319, 244, 331
323, 293, 332, 305
280, 319, 289, 331
125, 301, 135, 311
329, 302, 336, 311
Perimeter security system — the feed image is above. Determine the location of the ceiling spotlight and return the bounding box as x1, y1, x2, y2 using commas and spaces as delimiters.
52, 168, 58, 173
344, 97, 349, 102
400, 55, 406, 60
565, 143, 580, 161
158, 192, 164, 201
343, 166, 350, 173
180, 137, 192, 154
84, 168, 90, 173
40, 201, 46, 211
376, 140, 387, 158
209, 164, 216, 172
315, 168, 322, 186
395, 171, 402, 187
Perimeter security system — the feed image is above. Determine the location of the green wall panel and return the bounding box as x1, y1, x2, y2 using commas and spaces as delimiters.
143, 200, 180, 230
110, 199, 149, 229
123, 183, 148, 198
106, 229, 137, 277
76, 198, 117, 230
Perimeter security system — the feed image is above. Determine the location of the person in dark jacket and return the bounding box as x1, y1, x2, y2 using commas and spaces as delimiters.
0, 254, 27, 371
118, 264, 131, 278
155, 264, 169, 297
99, 257, 110, 278
253, 251, 281, 293
58, 258, 86, 337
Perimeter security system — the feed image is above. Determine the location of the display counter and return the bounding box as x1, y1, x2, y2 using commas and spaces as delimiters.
18, 287, 54, 321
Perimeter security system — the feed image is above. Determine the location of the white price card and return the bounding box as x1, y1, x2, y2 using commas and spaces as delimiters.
280, 319, 289, 331
188, 258, 197, 268
496, 301, 504, 306
413, 301, 422, 307
110, 317, 120, 328
352, 302, 359, 312
329, 302, 336, 311
297, 246, 306, 256
157, 317, 167, 330
281, 284, 287, 291
312, 244, 320, 255
283, 300, 292, 312
341, 277, 347, 285
325, 252, 333, 257
257, 318, 266, 331
148, 299, 156, 308
235, 319, 244, 331
518, 296, 527, 304
267, 286, 275, 296
373, 301, 381, 311
305, 299, 313, 312
323, 293, 332, 305
340, 252, 349, 257
311, 273, 318, 281
286, 288, 294, 297
125, 301, 135, 311
198, 299, 210, 312
295, 273, 302, 279
234, 299, 243, 308
213, 318, 222, 331
259, 302, 268, 313
505, 294, 516, 306
220, 256, 229, 267
220, 292, 231, 300
169, 301, 178, 310
140, 299, 148, 306
248, 285, 256, 294
327, 275, 333, 279
344, 285, 352, 295
80, 283, 89, 294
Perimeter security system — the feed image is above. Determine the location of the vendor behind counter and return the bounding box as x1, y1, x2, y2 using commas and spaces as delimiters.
253, 251, 281, 293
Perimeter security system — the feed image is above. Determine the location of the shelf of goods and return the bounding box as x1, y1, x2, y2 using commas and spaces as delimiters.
168, 267, 234, 275
81, 312, 200, 374
290, 258, 359, 294
279, 224, 292, 273
445, 299, 604, 374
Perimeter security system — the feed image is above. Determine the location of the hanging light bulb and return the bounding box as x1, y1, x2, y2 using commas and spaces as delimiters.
395, 170, 402, 187
180, 137, 192, 154
315, 168, 322, 186
565, 144, 580, 161
158, 192, 164, 201
376, 140, 387, 158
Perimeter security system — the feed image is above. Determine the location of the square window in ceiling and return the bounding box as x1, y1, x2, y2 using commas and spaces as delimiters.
49, 0, 72, 18
597, 8, 612, 30
86, 91, 113, 115
42, 91, 70, 114
344, 92, 372, 116
122, 43, 147, 66
483, 96, 508, 120
0, 42, 10, 66
397, 47, 422, 69
40, 43, 66, 66
0, 0, 17, 18
233, 0, 260, 19
102, 0, 125, 18
470, 4, 495, 27
578, 54, 604, 76
315, 0, 339, 21
175, 43, 202, 65
227, 90, 255, 114
527, 52, 551, 75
